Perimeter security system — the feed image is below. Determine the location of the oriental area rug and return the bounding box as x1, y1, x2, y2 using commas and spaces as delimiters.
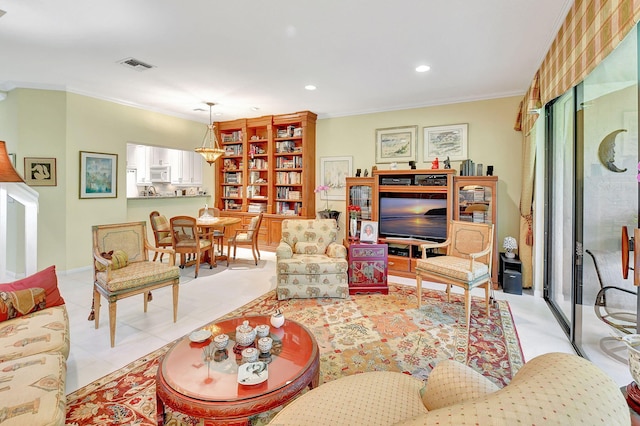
65, 284, 524, 425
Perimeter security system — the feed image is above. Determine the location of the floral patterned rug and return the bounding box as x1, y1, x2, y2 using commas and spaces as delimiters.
66, 284, 523, 425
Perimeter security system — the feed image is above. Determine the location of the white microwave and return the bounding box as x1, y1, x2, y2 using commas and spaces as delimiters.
150, 165, 171, 182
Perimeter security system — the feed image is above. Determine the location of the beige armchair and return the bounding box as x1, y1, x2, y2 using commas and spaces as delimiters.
276, 219, 348, 300
91, 221, 180, 347
415, 220, 494, 324
267, 352, 629, 425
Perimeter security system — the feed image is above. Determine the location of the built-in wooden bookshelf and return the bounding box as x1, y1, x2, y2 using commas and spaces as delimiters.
215, 111, 317, 249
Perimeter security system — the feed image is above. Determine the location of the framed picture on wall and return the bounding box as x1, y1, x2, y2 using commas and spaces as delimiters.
375, 126, 418, 164
423, 123, 468, 161
320, 156, 352, 200
79, 151, 118, 198
24, 157, 57, 186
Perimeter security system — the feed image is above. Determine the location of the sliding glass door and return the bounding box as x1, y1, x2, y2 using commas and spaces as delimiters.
545, 25, 638, 371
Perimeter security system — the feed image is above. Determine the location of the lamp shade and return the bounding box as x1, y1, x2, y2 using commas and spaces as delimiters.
503, 236, 517, 250
0, 141, 24, 183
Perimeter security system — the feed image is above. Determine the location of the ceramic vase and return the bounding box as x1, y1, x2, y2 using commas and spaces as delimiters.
623, 335, 640, 383
270, 309, 285, 328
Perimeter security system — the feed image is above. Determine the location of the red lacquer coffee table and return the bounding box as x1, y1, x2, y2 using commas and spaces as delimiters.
156, 315, 319, 425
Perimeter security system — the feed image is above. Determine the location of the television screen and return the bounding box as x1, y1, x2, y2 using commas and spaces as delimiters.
379, 194, 447, 241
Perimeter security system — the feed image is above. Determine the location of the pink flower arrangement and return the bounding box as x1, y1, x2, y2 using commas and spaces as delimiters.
315, 185, 330, 211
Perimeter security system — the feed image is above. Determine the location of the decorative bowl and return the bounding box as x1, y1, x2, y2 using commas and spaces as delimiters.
256, 324, 270, 338
241, 347, 259, 363
236, 320, 257, 346
258, 337, 273, 354
189, 329, 212, 343
213, 333, 229, 350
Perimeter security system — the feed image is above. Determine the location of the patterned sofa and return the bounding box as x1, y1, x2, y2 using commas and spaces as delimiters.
275, 219, 349, 300
0, 265, 70, 426
268, 352, 630, 425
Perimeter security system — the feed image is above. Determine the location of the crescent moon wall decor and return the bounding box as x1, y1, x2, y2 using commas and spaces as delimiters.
598, 129, 628, 173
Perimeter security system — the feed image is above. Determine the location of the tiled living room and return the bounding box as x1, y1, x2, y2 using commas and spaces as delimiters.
2, 1, 640, 425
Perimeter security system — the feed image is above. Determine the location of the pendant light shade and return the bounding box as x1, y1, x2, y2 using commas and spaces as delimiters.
0, 141, 24, 182
195, 102, 224, 165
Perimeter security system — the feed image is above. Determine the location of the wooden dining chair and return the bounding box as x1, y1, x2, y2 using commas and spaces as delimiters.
149, 211, 173, 261
227, 213, 263, 266
170, 216, 214, 278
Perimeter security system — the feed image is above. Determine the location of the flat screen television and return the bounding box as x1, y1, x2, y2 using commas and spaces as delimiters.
378, 193, 447, 241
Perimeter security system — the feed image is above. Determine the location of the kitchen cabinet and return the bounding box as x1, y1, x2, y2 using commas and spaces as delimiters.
171, 150, 203, 186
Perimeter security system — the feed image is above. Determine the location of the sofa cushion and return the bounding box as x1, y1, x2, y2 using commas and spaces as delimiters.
294, 242, 323, 255
420, 359, 499, 411
416, 255, 488, 281
268, 371, 426, 425
0, 265, 65, 311
0, 305, 70, 362
95, 261, 180, 292
0, 352, 66, 426
277, 255, 349, 275
0, 287, 46, 321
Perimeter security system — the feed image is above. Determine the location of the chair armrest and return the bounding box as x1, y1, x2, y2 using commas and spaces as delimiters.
326, 242, 347, 259
276, 242, 293, 259
145, 240, 176, 266
420, 238, 451, 259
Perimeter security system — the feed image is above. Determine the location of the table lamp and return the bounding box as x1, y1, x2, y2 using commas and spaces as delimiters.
503, 236, 517, 259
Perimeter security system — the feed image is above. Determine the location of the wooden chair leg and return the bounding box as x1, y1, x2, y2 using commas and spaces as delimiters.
464, 290, 472, 324
227, 241, 232, 266
93, 288, 101, 328
446, 284, 452, 302
416, 274, 423, 307
153, 251, 159, 261
144, 292, 149, 312
172, 282, 179, 323
484, 283, 491, 317
252, 245, 258, 265
195, 253, 200, 278
109, 300, 117, 348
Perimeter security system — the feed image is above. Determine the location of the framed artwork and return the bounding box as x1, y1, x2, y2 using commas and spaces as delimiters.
320, 156, 352, 200
24, 157, 57, 186
80, 151, 118, 198
360, 220, 378, 243
423, 123, 468, 161
375, 125, 417, 163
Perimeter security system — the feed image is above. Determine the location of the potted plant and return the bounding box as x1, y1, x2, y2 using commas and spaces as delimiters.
315, 185, 341, 226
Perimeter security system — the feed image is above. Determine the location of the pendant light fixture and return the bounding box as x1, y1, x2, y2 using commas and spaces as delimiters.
195, 102, 224, 165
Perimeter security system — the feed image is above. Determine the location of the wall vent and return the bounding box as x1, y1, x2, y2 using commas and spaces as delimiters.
118, 57, 155, 72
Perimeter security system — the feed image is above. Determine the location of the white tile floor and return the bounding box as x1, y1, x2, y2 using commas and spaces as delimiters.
59, 248, 630, 395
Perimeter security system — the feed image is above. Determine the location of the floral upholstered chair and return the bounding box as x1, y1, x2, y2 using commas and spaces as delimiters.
276, 219, 348, 300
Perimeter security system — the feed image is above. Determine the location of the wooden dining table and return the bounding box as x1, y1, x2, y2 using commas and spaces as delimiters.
197, 216, 242, 265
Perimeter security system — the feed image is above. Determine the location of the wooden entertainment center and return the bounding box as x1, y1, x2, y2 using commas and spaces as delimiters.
346, 169, 498, 287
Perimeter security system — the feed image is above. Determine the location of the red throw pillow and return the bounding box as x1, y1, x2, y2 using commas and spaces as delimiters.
0, 265, 65, 311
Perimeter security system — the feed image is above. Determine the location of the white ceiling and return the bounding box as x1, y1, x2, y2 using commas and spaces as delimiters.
0, 1, 573, 123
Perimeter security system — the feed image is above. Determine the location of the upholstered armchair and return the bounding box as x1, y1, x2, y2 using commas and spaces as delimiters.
276, 219, 349, 300
92, 221, 180, 347
415, 220, 494, 324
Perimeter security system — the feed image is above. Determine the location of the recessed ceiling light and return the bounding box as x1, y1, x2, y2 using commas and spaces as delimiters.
251, 107, 260, 111
193, 108, 206, 112
214, 112, 223, 116
305, 85, 317, 91
415, 65, 431, 73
